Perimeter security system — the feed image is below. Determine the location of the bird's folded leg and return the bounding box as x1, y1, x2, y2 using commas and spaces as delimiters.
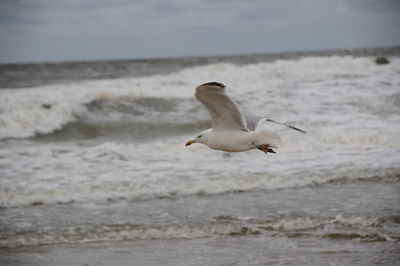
257, 144, 276, 154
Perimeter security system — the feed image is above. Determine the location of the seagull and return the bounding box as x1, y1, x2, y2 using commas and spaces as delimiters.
185, 82, 305, 154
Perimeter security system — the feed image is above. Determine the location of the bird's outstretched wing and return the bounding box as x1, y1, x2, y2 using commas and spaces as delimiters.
245, 115, 306, 133
195, 82, 247, 131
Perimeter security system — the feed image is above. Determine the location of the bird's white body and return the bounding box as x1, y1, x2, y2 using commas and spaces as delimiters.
193, 127, 281, 153
206, 130, 255, 152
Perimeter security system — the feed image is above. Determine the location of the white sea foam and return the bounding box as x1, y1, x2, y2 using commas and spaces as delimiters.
0, 138, 399, 208
1, 56, 400, 207
0, 56, 399, 139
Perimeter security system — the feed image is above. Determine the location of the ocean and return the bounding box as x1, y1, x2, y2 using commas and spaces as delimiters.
0, 47, 399, 265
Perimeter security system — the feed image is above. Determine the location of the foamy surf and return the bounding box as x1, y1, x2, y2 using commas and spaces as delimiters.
1, 213, 397, 248
0, 139, 399, 208
1, 56, 399, 139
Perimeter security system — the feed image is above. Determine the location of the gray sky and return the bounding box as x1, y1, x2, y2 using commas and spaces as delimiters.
1, 0, 400, 63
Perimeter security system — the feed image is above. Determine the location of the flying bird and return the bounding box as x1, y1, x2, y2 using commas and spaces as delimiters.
185, 82, 305, 154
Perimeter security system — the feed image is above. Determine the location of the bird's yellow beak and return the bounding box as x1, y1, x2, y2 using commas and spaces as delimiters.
185, 140, 196, 146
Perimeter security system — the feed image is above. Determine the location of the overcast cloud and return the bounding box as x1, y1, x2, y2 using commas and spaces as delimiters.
0, 0, 399, 63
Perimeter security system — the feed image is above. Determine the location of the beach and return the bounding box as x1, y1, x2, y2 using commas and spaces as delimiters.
1, 47, 400, 265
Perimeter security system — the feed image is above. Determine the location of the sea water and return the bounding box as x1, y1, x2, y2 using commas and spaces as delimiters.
0, 47, 399, 265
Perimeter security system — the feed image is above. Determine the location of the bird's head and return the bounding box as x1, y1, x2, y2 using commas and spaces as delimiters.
185, 129, 211, 146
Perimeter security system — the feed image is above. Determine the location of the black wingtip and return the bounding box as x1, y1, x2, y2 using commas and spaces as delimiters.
201, 82, 225, 88
286, 125, 307, 134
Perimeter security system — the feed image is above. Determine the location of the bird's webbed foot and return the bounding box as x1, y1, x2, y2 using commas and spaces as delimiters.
257, 144, 276, 154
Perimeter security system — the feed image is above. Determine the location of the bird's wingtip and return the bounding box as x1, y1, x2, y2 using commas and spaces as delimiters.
199, 82, 225, 88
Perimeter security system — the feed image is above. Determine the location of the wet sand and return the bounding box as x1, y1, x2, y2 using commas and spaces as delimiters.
1, 182, 399, 266
1, 234, 399, 266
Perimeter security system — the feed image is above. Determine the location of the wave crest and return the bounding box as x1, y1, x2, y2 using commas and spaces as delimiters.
1, 56, 399, 139
2, 214, 397, 247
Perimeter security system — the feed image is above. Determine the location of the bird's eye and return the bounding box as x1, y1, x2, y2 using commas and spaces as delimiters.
197, 135, 202, 138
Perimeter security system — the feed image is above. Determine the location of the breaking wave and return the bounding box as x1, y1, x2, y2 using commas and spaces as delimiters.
2, 214, 398, 247
1, 55, 399, 208
1, 56, 399, 139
